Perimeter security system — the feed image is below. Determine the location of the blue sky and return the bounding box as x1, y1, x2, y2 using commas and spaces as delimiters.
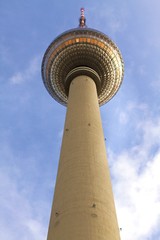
0, 0, 160, 239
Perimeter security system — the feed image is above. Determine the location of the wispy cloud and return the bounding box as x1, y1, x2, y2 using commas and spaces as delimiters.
109, 110, 160, 240
151, 74, 160, 92
88, 2, 128, 36
118, 102, 148, 125
0, 166, 47, 240
9, 56, 40, 85
0, 139, 48, 240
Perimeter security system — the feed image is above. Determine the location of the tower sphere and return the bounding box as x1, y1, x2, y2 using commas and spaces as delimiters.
42, 11, 124, 106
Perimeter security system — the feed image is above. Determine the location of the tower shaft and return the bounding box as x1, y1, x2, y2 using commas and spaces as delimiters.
47, 75, 120, 240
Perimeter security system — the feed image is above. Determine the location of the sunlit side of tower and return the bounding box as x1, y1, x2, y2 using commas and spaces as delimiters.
41, 8, 124, 240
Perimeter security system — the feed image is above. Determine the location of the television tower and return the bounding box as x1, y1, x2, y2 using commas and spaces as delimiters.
42, 8, 124, 240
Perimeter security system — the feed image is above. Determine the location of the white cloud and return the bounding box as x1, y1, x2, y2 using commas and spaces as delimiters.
58, 128, 63, 139
9, 56, 40, 85
10, 72, 24, 84
109, 110, 160, 240
115, 152, 160, 240
89, 2, 128, 35
0, 143, 47, 240
24, 219, 46, 240
138, 65, 147, 76
116, 101, 148, 126
119, 111, 128, 125
151, 75, 160, 92
0, 170, 46, 240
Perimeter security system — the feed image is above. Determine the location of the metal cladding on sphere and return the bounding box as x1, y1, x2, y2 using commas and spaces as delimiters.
42, 26, 124, 106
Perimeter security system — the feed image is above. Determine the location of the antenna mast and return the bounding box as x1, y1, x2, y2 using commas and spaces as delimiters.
79, 8, 86, 28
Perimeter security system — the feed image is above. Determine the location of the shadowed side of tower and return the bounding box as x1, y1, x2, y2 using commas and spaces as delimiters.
41, 8, 124, 240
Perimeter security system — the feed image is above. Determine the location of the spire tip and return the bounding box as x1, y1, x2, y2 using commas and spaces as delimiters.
79, 8, 86, 28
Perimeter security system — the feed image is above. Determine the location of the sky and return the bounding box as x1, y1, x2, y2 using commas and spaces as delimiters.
0, 0, 160, 239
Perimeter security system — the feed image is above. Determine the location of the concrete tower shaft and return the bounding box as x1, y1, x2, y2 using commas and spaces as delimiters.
47, 75, 120, 240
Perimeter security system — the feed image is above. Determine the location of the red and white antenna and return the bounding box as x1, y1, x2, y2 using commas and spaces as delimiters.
81, 7, 85, 17
79, 7, 86, 28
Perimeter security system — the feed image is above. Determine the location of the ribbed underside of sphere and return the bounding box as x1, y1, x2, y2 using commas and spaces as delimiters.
42, 28, 124, 106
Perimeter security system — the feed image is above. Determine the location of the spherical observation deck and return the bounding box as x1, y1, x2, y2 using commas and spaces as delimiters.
41, 11, 124, 106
